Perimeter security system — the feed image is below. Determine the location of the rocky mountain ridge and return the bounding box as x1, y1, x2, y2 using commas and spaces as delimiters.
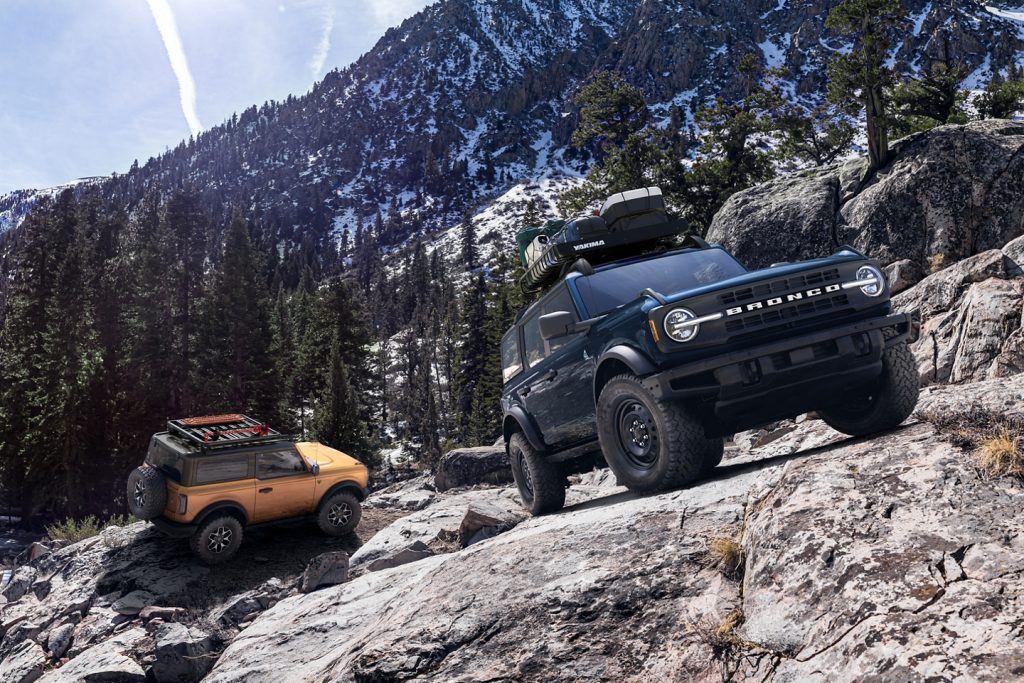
3, 0, 1024, 249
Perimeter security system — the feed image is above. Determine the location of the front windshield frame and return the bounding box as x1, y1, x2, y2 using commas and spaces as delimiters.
572, 248, 747, 317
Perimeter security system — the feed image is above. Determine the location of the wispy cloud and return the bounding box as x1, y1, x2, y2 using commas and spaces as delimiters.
146, 0, 203, 137
370, 0, 428, 27
309, 1, 335, 78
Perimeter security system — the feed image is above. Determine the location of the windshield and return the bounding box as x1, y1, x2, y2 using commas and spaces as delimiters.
574, 249, 747, 316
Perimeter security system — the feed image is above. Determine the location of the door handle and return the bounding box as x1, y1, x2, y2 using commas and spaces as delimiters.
259, 487, 273, 494
518, 386, 531, 397
531, 370, 557, 387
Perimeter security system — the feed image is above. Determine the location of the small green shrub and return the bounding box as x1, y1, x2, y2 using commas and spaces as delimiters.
46, 514, 137, 544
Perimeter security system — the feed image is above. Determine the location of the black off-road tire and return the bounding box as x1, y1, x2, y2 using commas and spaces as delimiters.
317, 492, 362, 537
126, 466, 167, 520
700, 438, 725, 476
190, 515, 243, 565
818, 340, 920, 436
597, 375, 722, 493
509, 432, 566, 516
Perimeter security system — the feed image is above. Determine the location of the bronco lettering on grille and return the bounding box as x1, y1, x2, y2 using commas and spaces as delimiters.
725, 284, 842, 316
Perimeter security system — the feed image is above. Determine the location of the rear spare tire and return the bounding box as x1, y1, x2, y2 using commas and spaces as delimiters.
597, 375, 721, 493
818, 340, 920, 436
509, 433, 565, 516
127, 466, 167, 520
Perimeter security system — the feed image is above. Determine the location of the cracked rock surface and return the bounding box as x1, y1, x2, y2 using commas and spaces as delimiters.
207, 377, 1024, 682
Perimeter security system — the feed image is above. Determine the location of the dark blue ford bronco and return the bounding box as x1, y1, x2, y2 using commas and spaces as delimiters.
502, 187, 920, 514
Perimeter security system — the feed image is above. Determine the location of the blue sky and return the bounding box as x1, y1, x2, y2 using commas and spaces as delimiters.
0, 0, 432, 193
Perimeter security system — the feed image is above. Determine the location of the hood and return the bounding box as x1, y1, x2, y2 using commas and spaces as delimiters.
296, 442, 366, 470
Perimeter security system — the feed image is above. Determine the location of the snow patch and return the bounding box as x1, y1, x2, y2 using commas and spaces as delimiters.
758, 34, 789, 68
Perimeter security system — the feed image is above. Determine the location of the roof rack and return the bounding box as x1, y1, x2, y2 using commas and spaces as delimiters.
167, 414, 296, 450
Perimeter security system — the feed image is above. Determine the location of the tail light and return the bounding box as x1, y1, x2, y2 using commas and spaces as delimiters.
177, 494, 188, 514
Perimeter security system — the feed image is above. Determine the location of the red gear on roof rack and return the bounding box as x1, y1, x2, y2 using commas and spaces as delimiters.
181, 414, 247, 427
166, 414, 295, 450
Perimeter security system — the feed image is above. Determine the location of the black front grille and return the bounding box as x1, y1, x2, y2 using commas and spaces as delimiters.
719, 269, 841, 307
724, 294, 849, 334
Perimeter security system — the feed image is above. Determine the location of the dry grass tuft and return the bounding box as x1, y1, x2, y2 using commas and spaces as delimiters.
929, 253, 946, 273
918, 406, 1024, 481
976, 432, 1024, 479
707, 536, 745, 580
691, 608, 749, 662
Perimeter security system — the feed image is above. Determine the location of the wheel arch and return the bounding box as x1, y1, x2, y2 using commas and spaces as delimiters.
318, 480, 367, 509
502, 408, 546, 453
595, 346, 657, 401
193, 502, 249, 528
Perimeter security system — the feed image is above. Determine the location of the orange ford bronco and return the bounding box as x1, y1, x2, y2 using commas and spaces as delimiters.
126, 414, 369, 564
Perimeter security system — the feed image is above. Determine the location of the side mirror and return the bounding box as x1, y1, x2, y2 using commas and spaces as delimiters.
539, 311, 574, 341
311, 462, 321, 476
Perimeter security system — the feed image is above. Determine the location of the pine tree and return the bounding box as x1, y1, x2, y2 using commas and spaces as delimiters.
890, 62, 968, 135
459, 213, 477, 271
826, 0, 906, 170
196, 209, 280, 421
0, 192, 83, 518
775, 104, 857, 169
163, 187, 209, 415
452, 272, 489, 438
560, 71, 662, 214
676, 55, 787, 230
468, 252, 517, 444
976, 74, 1024, 120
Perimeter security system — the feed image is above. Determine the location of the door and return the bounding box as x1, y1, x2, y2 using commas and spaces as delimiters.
519, 284, 597, 448
252, 445, 317, 523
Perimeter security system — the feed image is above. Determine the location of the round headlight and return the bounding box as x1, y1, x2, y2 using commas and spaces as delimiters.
664, 307, 700, 343
856, 264, 884, 297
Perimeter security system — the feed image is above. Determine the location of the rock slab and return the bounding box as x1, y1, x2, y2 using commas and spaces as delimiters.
433, 446, 512, 492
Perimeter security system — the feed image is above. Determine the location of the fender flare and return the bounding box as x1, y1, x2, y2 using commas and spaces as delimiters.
594, 345, 658, 400
502, 406, 546, 453
194, 502, 249, 528
318, 480, 368, 508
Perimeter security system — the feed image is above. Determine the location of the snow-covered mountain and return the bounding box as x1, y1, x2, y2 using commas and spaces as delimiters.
2, 0, 1023, 246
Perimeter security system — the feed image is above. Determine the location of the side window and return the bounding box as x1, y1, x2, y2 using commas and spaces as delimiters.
502, 330, 523, 383
256, 447, 306, 479
194, 454, 251, 485
521, 286, 580, 369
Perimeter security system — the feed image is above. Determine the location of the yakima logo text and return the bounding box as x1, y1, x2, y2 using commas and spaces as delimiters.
573, 240, 606, 251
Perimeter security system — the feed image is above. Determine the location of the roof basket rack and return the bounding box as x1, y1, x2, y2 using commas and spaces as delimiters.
518, 218, 704, 295
167, 414, 296, 449
515, 187, 709, 296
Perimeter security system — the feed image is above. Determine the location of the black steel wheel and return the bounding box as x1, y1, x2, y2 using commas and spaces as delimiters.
509, 432, 565, 516
597, 374, 721, 493
614, 399, 661, 470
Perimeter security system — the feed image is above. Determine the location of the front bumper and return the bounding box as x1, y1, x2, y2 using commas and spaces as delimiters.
642, 312, 917, 433
151, 516, 198, 539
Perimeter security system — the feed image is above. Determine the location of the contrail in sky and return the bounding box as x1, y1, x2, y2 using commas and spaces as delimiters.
309, 2, 336, 78
146, 0, 203, 137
